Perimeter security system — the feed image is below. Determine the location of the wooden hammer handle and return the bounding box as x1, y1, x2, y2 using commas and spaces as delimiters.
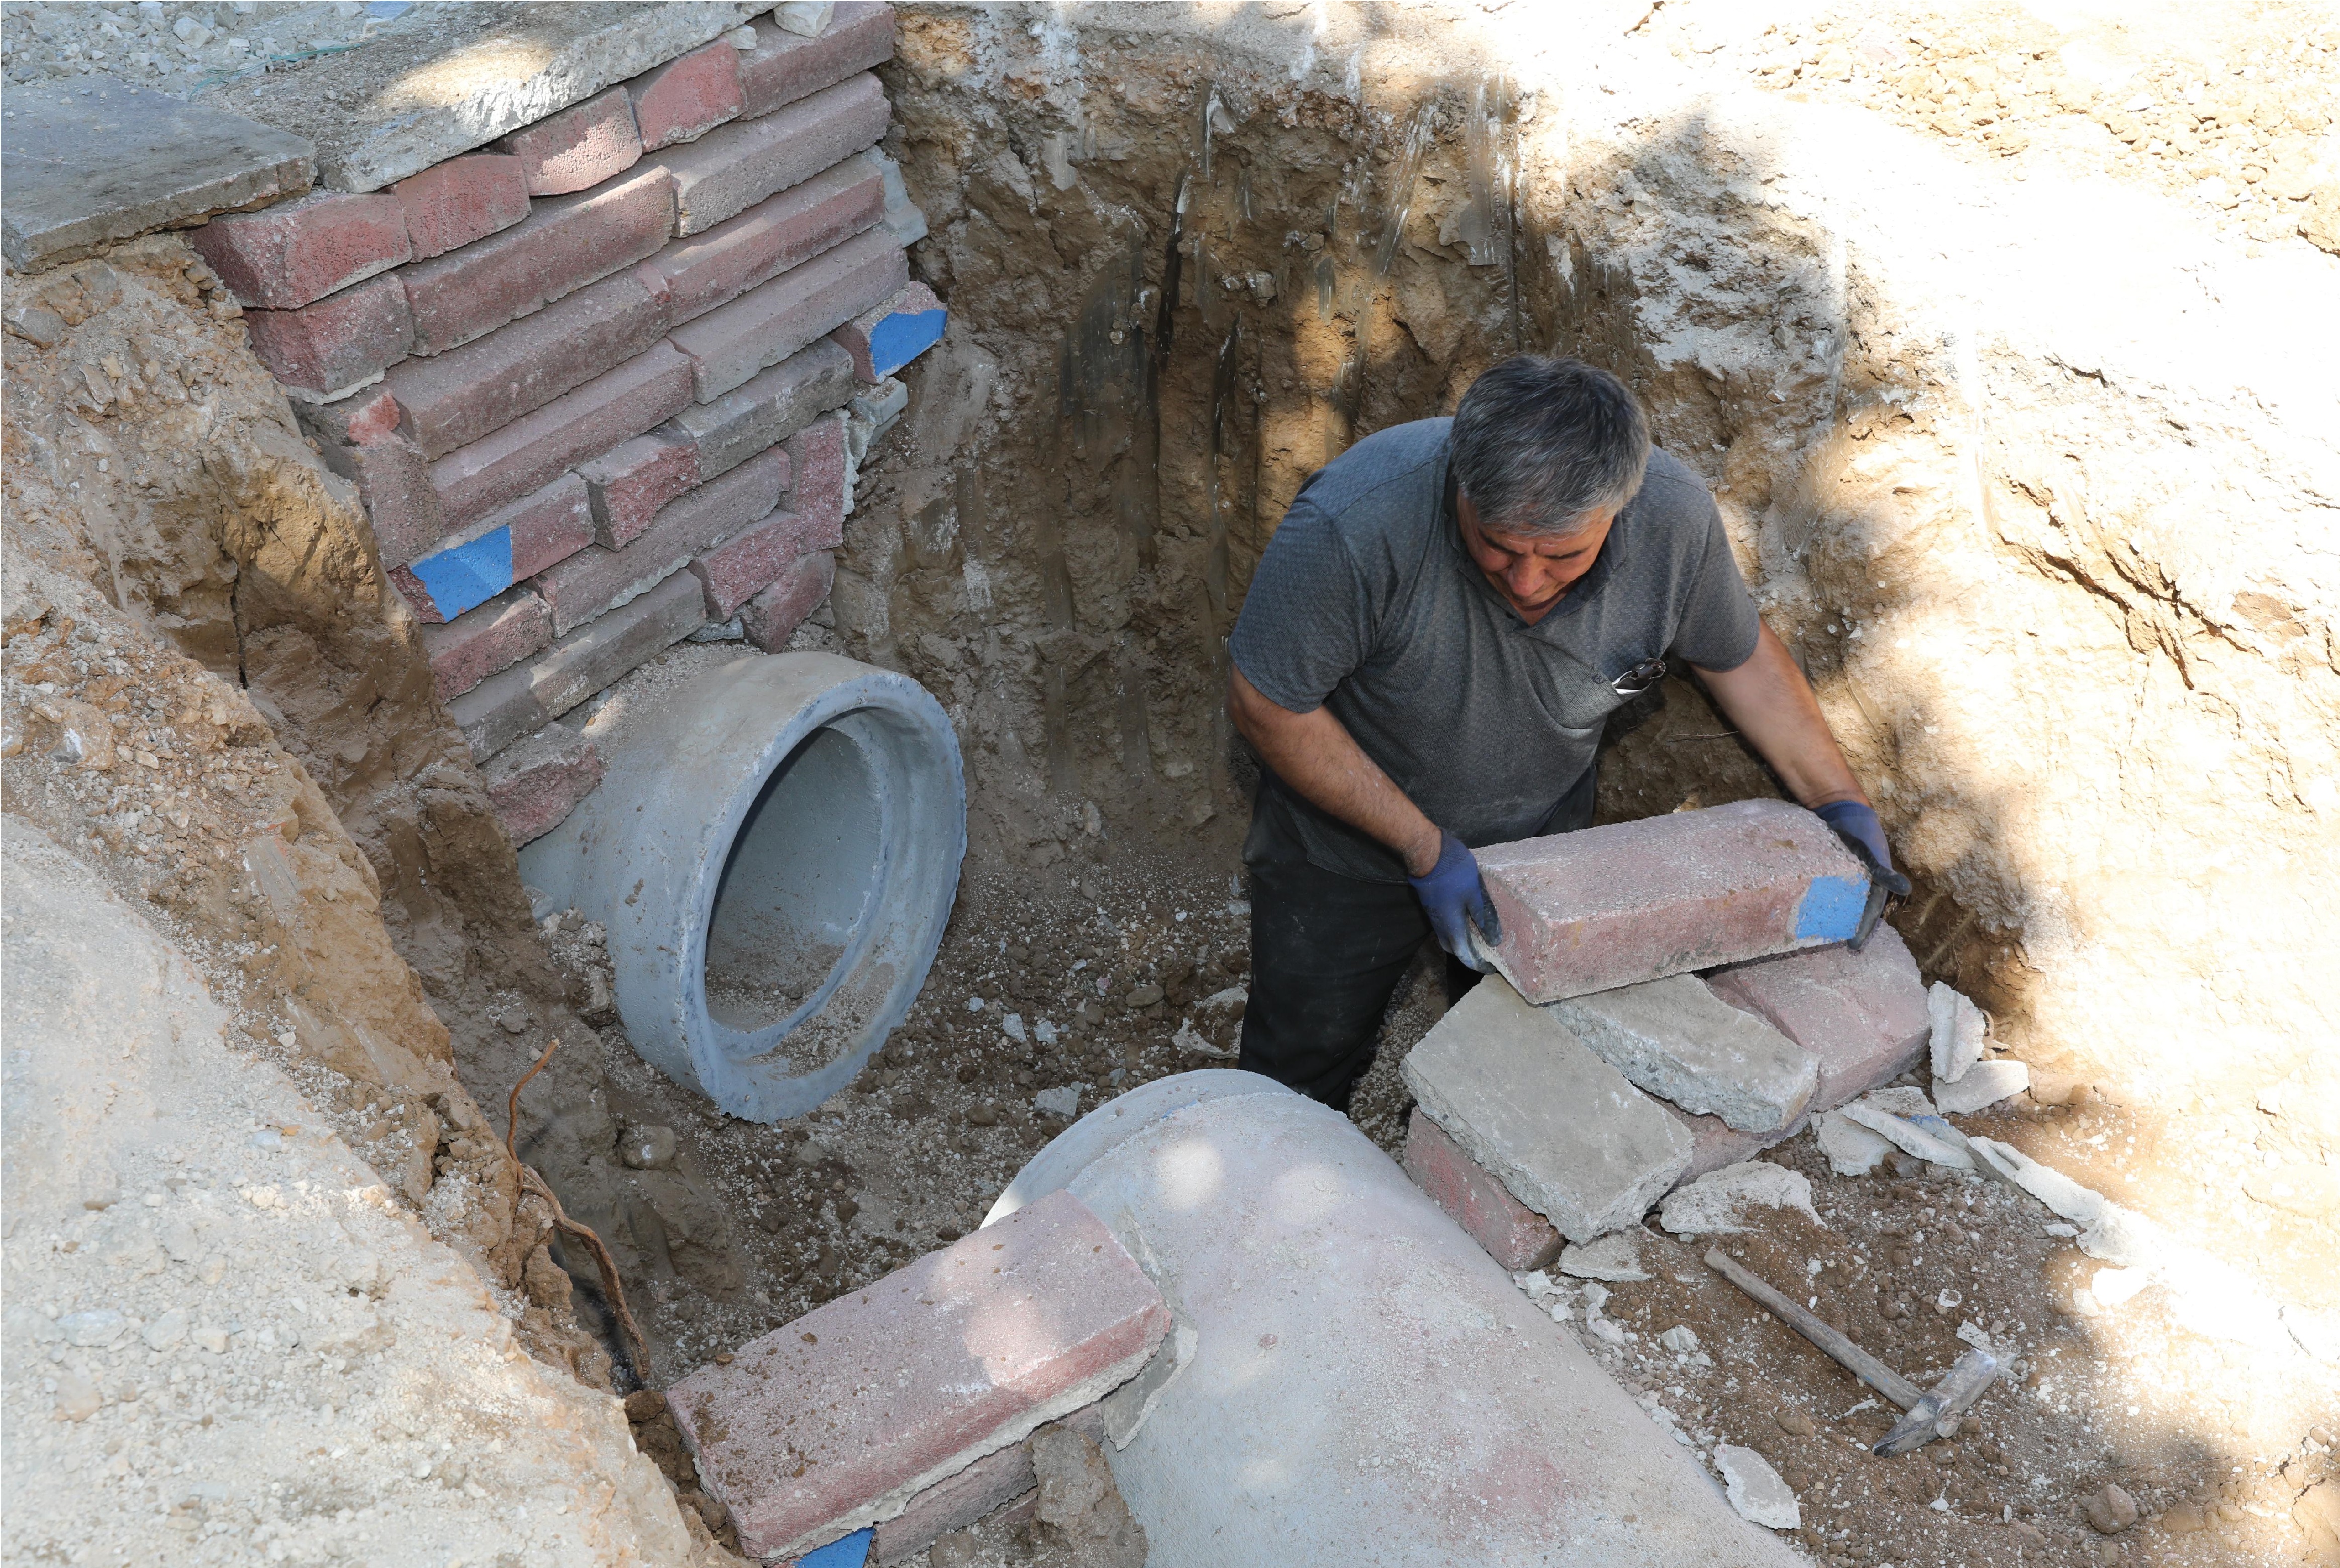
1705, 1247, 1922, 1411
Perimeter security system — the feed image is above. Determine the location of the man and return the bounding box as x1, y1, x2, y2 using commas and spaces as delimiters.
1226, 355, 1905, 1109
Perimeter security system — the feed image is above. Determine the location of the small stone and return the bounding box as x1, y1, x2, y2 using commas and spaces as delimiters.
1934, 1058, 2030, 1115
1124, 982, 1163, 1010
52, 1371, 101, 1422
2085, 1483, 2138, 1534
1776, 1409, 1817, 1437
1033, 1085, 1083, 1118
620, 1124, 677, 1169
197, 1254, 226, 1286
60, 1308, 127, 1347
1658, 1160, 1819, 1236
1716, 1443, 1800, 1529
141, 1308, 189, 1351
1928, 982, 1987, 1083
1815, 1109, 1894, 1175
1557, 1230, 1650, 1282
500, 1012, 531, 1035
193, 1323, 230, 1354
967, 1103, 1000, 1127
1658, 1324, 1701, 1355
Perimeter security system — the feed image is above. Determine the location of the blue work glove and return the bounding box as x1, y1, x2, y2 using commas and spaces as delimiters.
1813, 800, 1911, 952
1409, 830, 1502, 971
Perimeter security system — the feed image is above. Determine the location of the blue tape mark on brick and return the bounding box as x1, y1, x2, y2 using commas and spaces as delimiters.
866, 308, 946, 378
407, 526, 514, 621
796, 1528, 873, 1568
1794, 875, 1868, 941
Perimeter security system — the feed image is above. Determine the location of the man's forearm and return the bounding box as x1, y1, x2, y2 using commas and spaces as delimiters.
1691, 623, 1867, 809
1228, 666, 1443, 876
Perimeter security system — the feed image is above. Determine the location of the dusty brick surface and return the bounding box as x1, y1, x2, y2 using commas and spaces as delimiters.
534, 445, 789, 635
644, 72, 889, 237
579, 431, 703, 549
384, 266, 671, 460
1703, 923, 1932, 1111
429, 343, 695, 531
1476, 799, 1874, 1004
399, 164, 675, 356
627, 39, 745, 152
668, 225, 907, 400
783, 410, 850, 548
483, 722, 605, 848
832, 278, 943, 383
297, 389, 445, 568
495, 86, 644, 198
738, 3, 895, 119
668, 1189, 1169, 1563
420, 586, 554, 702
668, 336, 856, 479
188, 190, 410, 310
449, 570, 705, 760
241, 272, 413, 396
1401, 1108, 1563, 1272
689, 508, 825, 619
393, 473, 595, 623
740, 549, 834, 651
870, 1441, 1033, 1566
393, 152, 531, 261
643, 158, 884, 327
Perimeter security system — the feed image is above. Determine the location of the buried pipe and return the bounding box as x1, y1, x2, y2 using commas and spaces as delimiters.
990, 1072, 1803, 1567
521, 653, 964, 1122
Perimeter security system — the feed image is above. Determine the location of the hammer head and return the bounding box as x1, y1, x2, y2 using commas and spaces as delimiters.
1873, 1348, 2001, 1456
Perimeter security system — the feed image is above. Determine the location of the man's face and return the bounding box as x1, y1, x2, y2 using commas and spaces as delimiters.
1456, 493, 1617, 623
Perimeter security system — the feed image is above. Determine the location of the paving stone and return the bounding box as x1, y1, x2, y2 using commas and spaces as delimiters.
668, 1188, 1169, 1564
483, 722, 605, 847
832, 280, 945, 383
669, 226, 907, 400
1546, 974, 1817, 1135
785, 412, 850, 547
1933, 1059, 2030, 1115
643, 159, 885, 327
187, 192, 410, 311
534, 445, 789, 634
394, 152, 532, 261
384, 266, 671, 460
1400, 1108, 1562, 1272
449, 569, 705, 759
419, 586, 554, 701
1703, 922, 1930, 1111
493, 86, 644, 199
740, 550, 835, 651
1475, 799, 1873, 1003
211, 2, 767, 193
643, 72, 890, 237
1, 77, 313, 273
430, 342, 695, 531
1929, 982, 1988, 1084
394, 473, 594, 623
668, 336, 857, 479
578, 432, 702, 549
295, 389, 446, 568
241, 273, 414, 398
627, 39, 745, 151
400, 163, 675, 357
692, 509, 830, 619
737, 4, 896, 119
1400, 976, 1692, 1244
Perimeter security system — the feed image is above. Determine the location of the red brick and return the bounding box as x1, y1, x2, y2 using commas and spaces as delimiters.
494, 86, 643, 198
669, 1190, 1168, 1563
643, 72, 890, 237
740, 550, 834, 651
832, 279, 943, 383
383, 267, 671, 460
534, 446, 789, 635
784, 411, 849, 548
578, 432, 702, 549
642, 158, 884, 328
430, 343, 695, 531
394, 152, 531, 261
870, 1440, 1036, 1565
1661, 1103, 1790, 1185
242, 273, 413, 396
1703, 922, 1930, 1111
1475, 799, 1872, 1004
690, 508, 821, 619
1401, 1108, 1562, 1272
667, 225, 907, 400
419, 586, 553, 701
483, 722, 605, 846
449, 572, 704, 761
392, 473, 595, 623
626, 39, 744, 152
400, 164, 675, 356
737, 4, 895, 119
188, 191, 410, 310
297, 390, 447, 569
667, 337, 857, 480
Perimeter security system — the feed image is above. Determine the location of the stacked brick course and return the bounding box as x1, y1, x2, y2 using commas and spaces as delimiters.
203, 3, 945, 849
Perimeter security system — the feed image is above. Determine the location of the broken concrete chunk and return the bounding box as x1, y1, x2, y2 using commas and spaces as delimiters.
1548, 974, 1818, 1134
1557, 1229, 1650, 1282
1928, 982, 1987, 1084
1815, 1109, 1895, 1175
1656, 1160, 1820, 1236
1716, 1444, 1801, 1530
1840, 1096, 1975, 1171
1933, 1058, 2030, 1115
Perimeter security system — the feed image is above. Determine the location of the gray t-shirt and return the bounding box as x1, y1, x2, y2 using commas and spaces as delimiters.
1229, 417, 1760, 883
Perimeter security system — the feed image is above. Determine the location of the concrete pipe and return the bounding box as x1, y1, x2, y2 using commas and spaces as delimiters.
992, 1072, 1802, 1567
520, 653, 964, 1122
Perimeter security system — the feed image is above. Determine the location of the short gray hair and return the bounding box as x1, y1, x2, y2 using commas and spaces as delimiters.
1449, 356, 1652, 536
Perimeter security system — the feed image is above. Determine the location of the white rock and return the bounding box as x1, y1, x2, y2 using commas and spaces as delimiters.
1033, 1085, 1083, 1118
193, 1323, 230, 1354
1934, 1059, 2029, 1115
1659, 1324, 1701, 1355
1928, 982, 1986, 1083
1864, 1085, 1936, 1118
141, 1308, 189, 1351
159, 1214, 201, 1263
1715, 1444, 1800, 1530
1658, 1161, 1819, 1236
1001, 1011, 1027, 1042
52, 1370, 101, 1422
1815, 1110, 1894, 1175
772, 0, 833, 37
2091, 1267, 2152, 1308
1557, 1230, 1650, 1282
59, 1308, 127, 1347
724, 23, 757, 49
1840, 1098, 1974, 1171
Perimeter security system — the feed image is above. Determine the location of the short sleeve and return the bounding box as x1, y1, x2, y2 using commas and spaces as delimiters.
1667, 496, 1761, 672
1228, 495, 1373, 712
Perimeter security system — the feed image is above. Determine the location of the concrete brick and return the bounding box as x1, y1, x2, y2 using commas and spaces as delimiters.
741, 550, 835, 651
627, 40, 744, 152
483, 722, 605, 848
1547, 975, 1817, 1135
669, 226, 907, 401
690, 509, 825, 619
394, 474, 595, 623
241, 273, 413, 397
644, 72, 890, 237
394, 152, 531, 261
579, 433, 702, 549
1401, 1108, 1562, 1272
1475, 799, 1873, 1003
668, 337, 857, 479
832, 280, 945, 383
450, 570, 705, 760
534, 446, 789, 634
400, 164, 675, 357
737, 4, 895, 119
384, 267, 671, 460
496, 87, 644, 198
644, 159, 885, 327
188, 191, 410, 310
297, 390, 446, 569
668, 1189, 1169, 1564
430, 343, 695, 531
1703, 922, 1930, 1111
863, 145, 928, 247
1400, 976, 1692, 1244
419, 586, 553, 701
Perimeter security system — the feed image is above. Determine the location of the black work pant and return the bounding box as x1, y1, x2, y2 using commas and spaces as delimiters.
1238, 766, 1597, 1110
